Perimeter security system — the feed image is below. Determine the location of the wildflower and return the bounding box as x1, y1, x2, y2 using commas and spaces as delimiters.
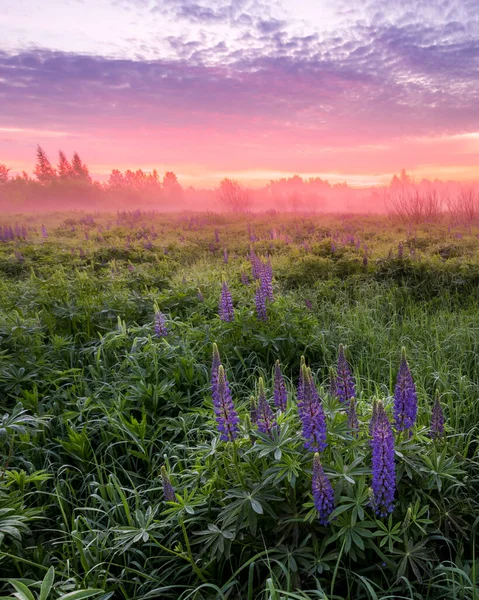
256, 377, 276, 437
223, 248, 228, 263
197, 288, 204, 302
260, 258, 274, 301
211, 343, 221, 403
241, 271, 250, 286
273, 360, 287, 411
394, 348, 417, 432
161, 466, 177, 502
336, 344, 356, 404
214, 365, 240, 441
298, 365, 327, 452
41, 225, 48, 238
255, 282, 267, 322
250, 395, 258, 424
154, 311, 168, 337
297, 356, 306, 404
305, 299, 313, 311
312, 453, 335, 525
329, 366, 337, 398
219, 280, 234, 322
430, 391, 445, 439
369, 399, 378, 437
348, 398, 359, 436
370, 401, 395, 517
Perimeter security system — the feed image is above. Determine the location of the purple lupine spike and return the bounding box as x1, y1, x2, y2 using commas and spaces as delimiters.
394, 348, 417, 432
329, 367, 337, 398
211, 343, 221, 402
241, 271, 250, 286
305, 299, 313, 311
255, 282, 268, 322
430, 391, 445, 439
348, 398, 359, 436
219, 280, 234, 322
250, 395, 258, 425
161, 466, 177, 502
398, 242, 404, 259
371, 401, 395, 517
154, 311, 168, 337
298, 366, 327, 452
369, 399, 378, 437
297, 356, 306, 404
312, 453, 335, 525
261, 258, 274, 301
256, 377, 276, 437
273, 360, 287, 411
214, 365, 240, 441
214, 229, 219, 243
41, 225, 48, 238
223, 248, 228, 263
336, 344, 356, 404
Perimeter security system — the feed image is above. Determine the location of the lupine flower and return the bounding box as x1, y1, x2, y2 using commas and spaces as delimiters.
398, 242, 404, 258
430, 391, 445, 439
336, 344, 356, 404
41, 225, 48, 238
214, 365, 240, 441
250, 395, 258, 424
370, 401, 396, 517
297, 356, 306, 404
273, 360, 287, 411
260, 259, 274, 302
348, 398, 359, 436
255, 282, 268, 322
369, 399, 378, 437
219, 280, 234, 322
161, 466, 177, 502
154, 311, 168, 337
214, 229, 219, 243
363, 253, 368, 267
298, 365, 327, 452
197, 288, 204, 302
256, 377, 276, 437
394, 348, 417, 432
312, 453, 335, 525
329, 367, 337, 399
211, 343, 221, 402
223, 248, 228, 263
241, 271, 250, 286
305, 299, 313, 311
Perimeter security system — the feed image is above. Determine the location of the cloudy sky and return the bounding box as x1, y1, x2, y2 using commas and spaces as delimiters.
1, 0, 478, 186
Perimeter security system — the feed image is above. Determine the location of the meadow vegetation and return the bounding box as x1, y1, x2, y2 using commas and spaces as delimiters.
0, 211, 478, 599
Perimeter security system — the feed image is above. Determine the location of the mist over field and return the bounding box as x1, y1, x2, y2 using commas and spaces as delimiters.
1, 0, 479, 599
1, 148, 478, 215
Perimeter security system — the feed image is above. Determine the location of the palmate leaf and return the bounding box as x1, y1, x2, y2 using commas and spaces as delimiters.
0, 508, 30, 547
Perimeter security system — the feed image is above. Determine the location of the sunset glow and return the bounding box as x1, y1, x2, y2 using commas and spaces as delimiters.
1, 0, 478, 189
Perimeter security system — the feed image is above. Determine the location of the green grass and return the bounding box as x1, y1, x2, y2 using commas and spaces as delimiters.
0, 212, 478, 599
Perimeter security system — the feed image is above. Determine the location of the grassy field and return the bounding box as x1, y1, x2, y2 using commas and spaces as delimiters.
0, 211, 478, 599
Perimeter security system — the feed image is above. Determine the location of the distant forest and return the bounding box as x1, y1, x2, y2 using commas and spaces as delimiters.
0, 146, 477, 218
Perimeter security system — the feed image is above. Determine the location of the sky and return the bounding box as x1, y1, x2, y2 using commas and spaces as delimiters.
0, 0, 478, 188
